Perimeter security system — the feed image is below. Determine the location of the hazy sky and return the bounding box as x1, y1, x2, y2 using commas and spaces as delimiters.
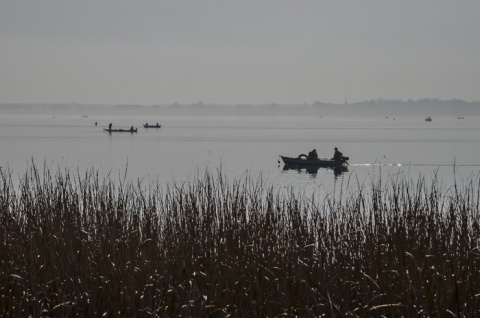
1, 1, 479, 105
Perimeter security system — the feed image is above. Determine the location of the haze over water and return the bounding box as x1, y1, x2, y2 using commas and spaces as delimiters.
1, 113, 479, 195
2, 1, 480, 195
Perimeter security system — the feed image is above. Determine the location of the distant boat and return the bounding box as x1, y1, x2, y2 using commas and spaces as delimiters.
104, 128, 137, 133
144, 123, 161, 128
425, 116, 432, 122
458, 117, 465, 119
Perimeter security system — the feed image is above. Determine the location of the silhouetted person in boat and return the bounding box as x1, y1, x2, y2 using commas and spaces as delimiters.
109, 123, 112, 130
333, 147, 343, 161
130, 126, 134, 132
308, 149, 318, 160
156, 122, 159, 126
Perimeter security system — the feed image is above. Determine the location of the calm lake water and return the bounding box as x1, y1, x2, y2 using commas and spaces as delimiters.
1, 113, 480, 194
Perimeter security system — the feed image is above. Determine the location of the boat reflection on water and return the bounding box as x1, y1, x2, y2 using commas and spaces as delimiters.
282, 164, 348, 178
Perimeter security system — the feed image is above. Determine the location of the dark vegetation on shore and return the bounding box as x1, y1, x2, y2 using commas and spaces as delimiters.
1, 166, 479, 317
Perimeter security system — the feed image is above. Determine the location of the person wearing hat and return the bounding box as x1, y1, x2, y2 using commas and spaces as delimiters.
333, 147, 343, 161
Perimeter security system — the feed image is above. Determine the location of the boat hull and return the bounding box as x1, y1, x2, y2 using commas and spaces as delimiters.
104, 129, 137, 133
280, 156, 347, 167
143, 125, 161, 128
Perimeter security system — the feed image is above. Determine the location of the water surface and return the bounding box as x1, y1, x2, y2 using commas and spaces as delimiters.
1, 114, 479, 194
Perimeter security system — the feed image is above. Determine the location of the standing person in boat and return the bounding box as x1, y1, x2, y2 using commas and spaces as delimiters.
308, 149, 318, 160
333, 147, 343, 161
130, 126, 134, 132
109, 123, 112, 130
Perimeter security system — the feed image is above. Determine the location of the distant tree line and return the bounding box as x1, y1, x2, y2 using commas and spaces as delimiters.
1, 98, 479, 116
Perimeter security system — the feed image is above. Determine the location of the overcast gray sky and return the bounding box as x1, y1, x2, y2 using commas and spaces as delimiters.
1, 0, 479, 105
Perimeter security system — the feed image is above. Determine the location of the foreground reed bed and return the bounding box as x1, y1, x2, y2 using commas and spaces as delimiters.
0, 165, 479, 317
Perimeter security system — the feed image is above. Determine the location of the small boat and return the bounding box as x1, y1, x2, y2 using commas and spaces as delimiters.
280, 155, 349, 167
143, 123, 161, 128
458, 117, 464, 119
104, 128, 137, 133
425, 116, 432, 122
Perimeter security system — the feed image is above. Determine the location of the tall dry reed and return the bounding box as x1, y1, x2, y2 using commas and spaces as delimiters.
0, 165, 479, 317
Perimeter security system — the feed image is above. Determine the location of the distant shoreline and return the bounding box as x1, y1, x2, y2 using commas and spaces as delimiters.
1, 98, 479, 116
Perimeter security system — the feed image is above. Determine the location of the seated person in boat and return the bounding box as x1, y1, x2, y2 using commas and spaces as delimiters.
308, 149, 318, 160
333, 147, 343, 161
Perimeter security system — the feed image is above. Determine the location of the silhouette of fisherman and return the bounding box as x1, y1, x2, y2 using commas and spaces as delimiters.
109, 123, 112, 130
308, 149, 318, 160
333, 147, 343, 161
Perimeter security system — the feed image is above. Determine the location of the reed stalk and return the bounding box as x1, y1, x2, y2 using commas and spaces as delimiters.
0, 165, 479, 316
